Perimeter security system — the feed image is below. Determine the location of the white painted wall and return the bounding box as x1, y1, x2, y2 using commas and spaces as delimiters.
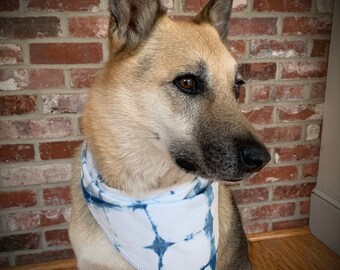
310, 0, 340, 256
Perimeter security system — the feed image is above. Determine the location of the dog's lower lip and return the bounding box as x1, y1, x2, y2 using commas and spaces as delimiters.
222, 177, 245, 182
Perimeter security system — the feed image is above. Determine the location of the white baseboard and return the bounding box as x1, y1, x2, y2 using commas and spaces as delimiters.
310, 189, 340, 256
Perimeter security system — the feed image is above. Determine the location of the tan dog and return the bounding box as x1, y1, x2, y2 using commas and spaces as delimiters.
69, 0, 270, 269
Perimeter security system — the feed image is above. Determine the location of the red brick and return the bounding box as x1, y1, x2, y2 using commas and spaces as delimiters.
303, 163, 319, 178
311, 39, 330, 57
272, 218, 309, 231
69, 16, 109, 38
250, 39, 306, 59
233, 188, 269, 204
300, 200, 311, 215
45, 229, 70, 247
239, 63, 276, 81
182, 0, 247, 12
0, 190, 37, 209
39, 140, 82, 160
258, 126, 302, 144
169, 15, 193, 21
0, 0, 20, 11
70, 68, 99, 88
0, 233, 40, 252
182, 0, 209, 11
316, 0, 334, 12
238, 86, 246, 103
226, 40, 246, 59
283, 16, 332, 35
6, 212, 41, 231
30, 43, 103, 64
0, 256, 10, 267
0, 144, 34, 163
16, 249, 74, 265
275, 144, 320, 163
1, 163, 71, 187
273, 182, 316, 200
43, 94, 86, 114
275, 85, 304, 101
229, 18, 277, 36
306, 124, 321, 141
43, 186, 71, 206
242, 106, 274, 124
245, 165, 298, 185
310, 83, 326, 99
0, 95, 36, 116
281, 61, 328, 79
253, 0, 311, 12
278, 104, 323, 122
244, 223, 269, 234
0, 69, 65, 91
0, 44, 23, 65
25, 0, 100, 11
40, 209, 69, 227
0, 118, 72, 140
0, 17, 61, 39
241, 202, 295, 222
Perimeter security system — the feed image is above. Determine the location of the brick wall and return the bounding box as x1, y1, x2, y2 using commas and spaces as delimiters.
0, 0, 334, 266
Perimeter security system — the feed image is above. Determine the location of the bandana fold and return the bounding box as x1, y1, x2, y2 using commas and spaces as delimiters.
81, 144, 219, 270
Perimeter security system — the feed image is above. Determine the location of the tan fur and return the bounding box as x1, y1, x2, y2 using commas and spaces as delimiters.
70, 1, 269, 269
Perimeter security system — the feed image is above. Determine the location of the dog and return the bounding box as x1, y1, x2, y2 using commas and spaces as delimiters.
69, 0, 271, 269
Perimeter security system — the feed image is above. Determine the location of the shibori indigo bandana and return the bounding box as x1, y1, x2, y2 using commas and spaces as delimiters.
81, 143, 219, 270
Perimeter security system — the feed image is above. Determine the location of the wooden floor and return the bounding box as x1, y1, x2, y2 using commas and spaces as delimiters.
248, 229, 340, 270
4, 227, 340, 270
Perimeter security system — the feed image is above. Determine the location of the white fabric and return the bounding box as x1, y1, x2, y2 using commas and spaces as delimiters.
81, 143, 219, 270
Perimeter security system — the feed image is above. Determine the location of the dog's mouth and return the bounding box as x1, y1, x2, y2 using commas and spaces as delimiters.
175, 158, 198, 173
174, 156, 256, 183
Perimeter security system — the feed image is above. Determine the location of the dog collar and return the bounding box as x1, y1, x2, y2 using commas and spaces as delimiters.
81, 143, 219, 270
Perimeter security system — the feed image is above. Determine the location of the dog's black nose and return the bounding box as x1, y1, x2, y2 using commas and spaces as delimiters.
239, 143, 271, 172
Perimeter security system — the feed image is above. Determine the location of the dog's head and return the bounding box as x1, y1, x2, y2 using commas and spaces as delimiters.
84, 0, 270, 184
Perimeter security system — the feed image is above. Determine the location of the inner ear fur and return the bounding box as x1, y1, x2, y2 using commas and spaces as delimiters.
194, 0, 233, 41
109, 0, 165, 51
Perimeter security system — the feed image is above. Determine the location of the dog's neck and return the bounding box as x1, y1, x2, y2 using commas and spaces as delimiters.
84, 138, 195, 198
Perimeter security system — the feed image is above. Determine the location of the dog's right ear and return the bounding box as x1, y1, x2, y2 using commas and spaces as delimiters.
109, 0, 165, 51
194, 0, 233, 41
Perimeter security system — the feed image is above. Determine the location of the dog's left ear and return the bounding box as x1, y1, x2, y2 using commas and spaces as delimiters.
194, 0, 233, 41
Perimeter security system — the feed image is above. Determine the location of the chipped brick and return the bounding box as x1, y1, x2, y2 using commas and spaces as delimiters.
1, 163, 71, 187
69, 16, 110, 38
246, 165, 298, 185
0, 44, 23, 65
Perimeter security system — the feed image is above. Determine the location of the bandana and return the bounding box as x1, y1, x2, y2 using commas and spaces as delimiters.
81, 144, 219, 270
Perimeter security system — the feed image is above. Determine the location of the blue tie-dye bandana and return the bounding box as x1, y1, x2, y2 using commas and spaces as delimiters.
81, 144, 219, 270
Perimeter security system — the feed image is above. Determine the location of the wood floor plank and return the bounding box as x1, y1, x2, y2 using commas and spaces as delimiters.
249, 234, 340, 270
247, 227, 311, 242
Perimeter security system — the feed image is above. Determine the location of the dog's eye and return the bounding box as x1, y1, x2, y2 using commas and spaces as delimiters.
233, 78, 245, 99
174, 75, 198, 94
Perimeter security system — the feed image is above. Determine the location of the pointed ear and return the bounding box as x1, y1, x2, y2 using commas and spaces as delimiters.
109, 0, 165, 51
194, 0, 233, 41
